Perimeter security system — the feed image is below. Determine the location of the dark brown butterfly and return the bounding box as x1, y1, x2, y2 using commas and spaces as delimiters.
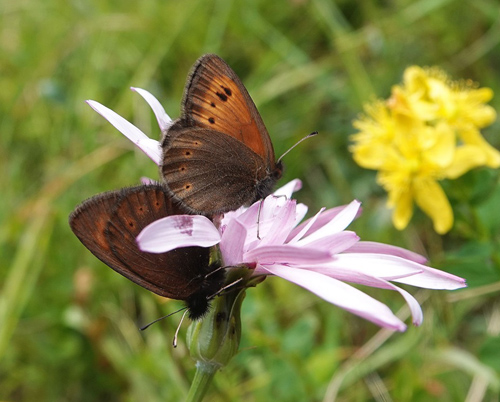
160, 54, 283, 216
69, 184, 225, 320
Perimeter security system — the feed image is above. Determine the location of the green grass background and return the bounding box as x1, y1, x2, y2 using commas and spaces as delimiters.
2, 0, 500, 400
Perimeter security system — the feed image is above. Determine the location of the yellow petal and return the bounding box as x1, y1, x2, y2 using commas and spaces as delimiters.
403, 66, 427, 93
414, 178, 453, 234
391, 189, 414, 230
443, 145, 487, 179
424, 123, 456, 167
351, 142, 392, 170
455, 92, 496, 128
390, 86, 438, 121
459, 127, 500, 167
427, 76, 452, 104
468, 87, 494, 103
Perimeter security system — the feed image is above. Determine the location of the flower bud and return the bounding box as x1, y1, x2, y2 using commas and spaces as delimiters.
186, 288, 245, 371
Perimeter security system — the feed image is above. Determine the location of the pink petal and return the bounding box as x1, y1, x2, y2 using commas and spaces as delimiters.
304, 266, 407, 285
287, 207, 325, 244
228, 201, 260, 227
303, 266, 398, 285
220, 218, 248, 266
394, 286, 423, 326
294, 203, 309, 227
260, 195, 290, 222
299, 267, 423, 325
220, 204, 252, 229
347, 241, 428, 264
299, 200, 361, 245
393, 265, 467, 290
235, 197, 295, 247
273, 179, 302, 198
289, 203, 362, 240
258, 200, 297, 246
261, 265, 406, 331
304, 231, 360, 254
313, 253, 424, 280
245, 245, 332, 265
137, 215, 220, 253
86, 100, 162, 165
140, 177, 158, 185
130, 87, 173, 132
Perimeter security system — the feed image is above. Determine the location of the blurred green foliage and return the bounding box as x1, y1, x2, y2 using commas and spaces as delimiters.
1, 0, 500, 400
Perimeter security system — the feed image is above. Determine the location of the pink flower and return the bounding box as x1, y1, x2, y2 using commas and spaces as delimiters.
137, 180, 466, 332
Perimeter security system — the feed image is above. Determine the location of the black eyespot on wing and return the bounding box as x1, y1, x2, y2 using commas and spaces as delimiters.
216, 92, 228, 102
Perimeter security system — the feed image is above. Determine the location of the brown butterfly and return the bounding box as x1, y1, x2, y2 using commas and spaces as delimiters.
160, 54, 283, 216
69, 184, 225, 320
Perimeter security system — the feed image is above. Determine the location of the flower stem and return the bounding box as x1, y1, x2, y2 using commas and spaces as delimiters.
185, 361, 217, 402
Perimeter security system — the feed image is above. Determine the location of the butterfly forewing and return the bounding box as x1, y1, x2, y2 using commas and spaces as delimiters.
183, 54, 275, 162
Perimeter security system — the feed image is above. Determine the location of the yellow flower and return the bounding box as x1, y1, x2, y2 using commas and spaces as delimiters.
398, 66, 497, 129
351, 66, 500, 234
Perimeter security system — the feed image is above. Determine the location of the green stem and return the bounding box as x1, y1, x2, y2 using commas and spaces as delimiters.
185, 362, 217, 402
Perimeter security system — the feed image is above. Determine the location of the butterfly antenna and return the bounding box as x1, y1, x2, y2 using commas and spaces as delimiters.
140, 306, 188, 331
277, 131, 318, 164
173, 309, 189, 348
208, 277, 244, 300
204, 264, 225, 278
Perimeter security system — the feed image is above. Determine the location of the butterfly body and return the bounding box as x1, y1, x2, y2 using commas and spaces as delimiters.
160, 54, 283, 216
69, 185, 225, 320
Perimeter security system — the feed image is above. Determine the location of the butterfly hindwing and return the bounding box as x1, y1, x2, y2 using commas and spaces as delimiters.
106, 185, 212, 299
70, 185, 212, 300
161, 127, 265, 215
69, 189, 125, 273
